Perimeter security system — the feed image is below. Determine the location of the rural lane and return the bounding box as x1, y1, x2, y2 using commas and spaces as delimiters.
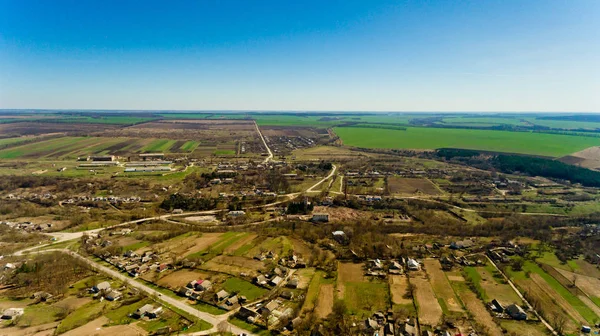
306, 164, 337, 193
254, 121, 273, 164
485, 255, 558, 336
35, 248, 255, 336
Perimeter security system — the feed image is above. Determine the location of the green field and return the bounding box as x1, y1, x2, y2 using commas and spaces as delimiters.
159, 113, 416, 127
438, 116, 527, 127
334, 126, 600, 157
221, 277, 268, 301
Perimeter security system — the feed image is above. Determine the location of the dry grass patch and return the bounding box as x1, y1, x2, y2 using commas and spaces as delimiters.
453, 283, 503, 336
388, 177, 442, 195
157, 269, 212, 290
61, 316, 145, 336
315, 284, 334, 319
423, 259, 463, 313
201, 255, 264, 276
389, 275, 412, 305
410, 271, 443, 326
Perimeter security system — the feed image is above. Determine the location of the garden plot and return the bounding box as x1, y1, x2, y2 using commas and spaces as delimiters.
423, 259, 463, 313
410, 271, 443, 326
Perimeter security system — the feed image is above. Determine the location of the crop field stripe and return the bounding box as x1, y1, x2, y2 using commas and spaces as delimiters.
522, 261, 598, 323
334, 126, 600, 157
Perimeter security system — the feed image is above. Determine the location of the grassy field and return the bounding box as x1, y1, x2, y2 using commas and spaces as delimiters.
221, 277, 268, 301
334, 126, 600, 157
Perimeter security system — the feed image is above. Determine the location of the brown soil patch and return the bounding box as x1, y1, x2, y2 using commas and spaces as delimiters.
61, 316, 145, 336
289, 238, 312, 257
315, 284, 334, 319
52, 297, 92, 311
312, 206, 372, 221
154, 233, 223, 257
559, 146, 600, 170
388, 177, 442, 195
201, 255, 264, 276
554, 267, 600, 299
423, 259, 463, 312
337, 262, 366, 283
575, 260, 600, 278
456, 287, 503, 336
579, 295, 600, 317
157, 269, 211, 289
389, 275, 412, 305
410, 271, 443, 326
478, 268, 522, 304
224, 234, 257, 254
0, 321, 58, 336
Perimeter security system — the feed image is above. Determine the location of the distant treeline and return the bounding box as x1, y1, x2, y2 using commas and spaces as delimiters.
537, 115, 600, 123
340, 123, 407, 131
435, 148, 600, 187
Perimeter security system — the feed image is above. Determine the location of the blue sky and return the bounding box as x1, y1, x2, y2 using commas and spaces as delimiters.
0, 0, 598, 111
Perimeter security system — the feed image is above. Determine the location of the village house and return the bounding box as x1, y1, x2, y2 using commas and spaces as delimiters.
1, 308, 24, 320
91, 281, 111, 293
105, 290, 122, 301
255, 275, 268, 286
505, 303, 527, 320
311, 213, 329, 222
407, 258, 420, 271
133, 304, 154, 319
227, 210, 246, 217
269, 275, 283, 286
215, 290, 229, 301
225, 295, 239, 306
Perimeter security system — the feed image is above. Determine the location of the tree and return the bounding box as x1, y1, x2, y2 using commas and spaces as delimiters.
217, 321, 230, 335
511, 257, 524, 271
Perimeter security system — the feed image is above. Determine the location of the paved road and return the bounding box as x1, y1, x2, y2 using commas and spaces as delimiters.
36, 248, 254, 336
254, 121, 273, 164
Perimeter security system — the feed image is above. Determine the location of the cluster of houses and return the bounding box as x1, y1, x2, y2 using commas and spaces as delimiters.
177, 279, 214, 301
62, 195, 142, 205
89, 281, 123, 301
489, 299, 528, 320
92, 242, 168, 278
365, 258, 420, 278
237, 298, 295, 330
278, 253, 307, 269
364, 310, 476, 336
5, 193, 56, 201
254, 266, 288, 288
0, 220, 52, 232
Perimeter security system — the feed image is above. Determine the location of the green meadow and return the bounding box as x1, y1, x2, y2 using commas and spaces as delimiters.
334, 126, 600, 157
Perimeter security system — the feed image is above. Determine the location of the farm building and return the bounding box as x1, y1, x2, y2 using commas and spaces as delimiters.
269, 276, 283, 286
195, 280, 212, 291
311, 213, 329, 222
227, 210, 246, 217
505, 304, 527, 320
139, 153, 165, 161
90, 155, 117, 162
